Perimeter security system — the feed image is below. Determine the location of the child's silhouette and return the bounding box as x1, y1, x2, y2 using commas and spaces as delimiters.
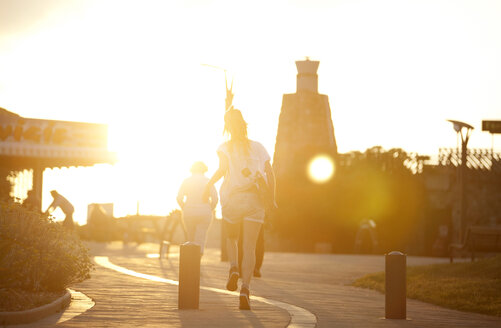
177, 161, 218, 255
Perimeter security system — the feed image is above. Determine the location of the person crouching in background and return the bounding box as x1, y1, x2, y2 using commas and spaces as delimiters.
45, 190, 74, 231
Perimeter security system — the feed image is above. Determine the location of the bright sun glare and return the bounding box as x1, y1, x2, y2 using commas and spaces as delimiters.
307, 155, 335, 183
4, 1, 501, 225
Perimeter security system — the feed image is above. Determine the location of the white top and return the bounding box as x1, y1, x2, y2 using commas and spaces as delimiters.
217, 140, 271, 207
51, 194, 74, 215
177, 173, 218, 217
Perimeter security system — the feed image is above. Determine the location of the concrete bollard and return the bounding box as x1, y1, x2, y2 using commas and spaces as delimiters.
385, 251, 406, 319
178, 242, 201, 309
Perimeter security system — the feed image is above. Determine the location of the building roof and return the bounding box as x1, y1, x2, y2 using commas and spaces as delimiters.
0, 107, 116, 169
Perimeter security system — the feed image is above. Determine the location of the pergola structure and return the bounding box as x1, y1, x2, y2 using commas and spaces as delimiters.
0, 107, 116, 208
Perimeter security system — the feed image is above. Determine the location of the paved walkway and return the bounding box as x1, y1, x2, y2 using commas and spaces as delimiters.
17, 242, 501, 327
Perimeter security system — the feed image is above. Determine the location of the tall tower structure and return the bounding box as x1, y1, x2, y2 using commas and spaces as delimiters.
272, 59, 338, 249
273, 59, 337, 181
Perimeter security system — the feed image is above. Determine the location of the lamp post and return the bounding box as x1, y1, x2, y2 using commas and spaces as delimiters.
447, 120, 474, 242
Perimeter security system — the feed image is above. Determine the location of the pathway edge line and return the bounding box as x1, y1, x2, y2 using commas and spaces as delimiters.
94, 256, 317, 328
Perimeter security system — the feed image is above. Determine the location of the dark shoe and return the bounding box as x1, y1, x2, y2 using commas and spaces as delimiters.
253, 269, 261, 278
239, 287, 251, 310
226, 266, 239, 291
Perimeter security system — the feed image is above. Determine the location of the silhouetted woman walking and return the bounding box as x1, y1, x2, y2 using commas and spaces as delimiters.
204, 109, 276, 310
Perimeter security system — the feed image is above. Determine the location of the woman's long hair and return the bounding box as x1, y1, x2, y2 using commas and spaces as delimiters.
224, 109, 250, 155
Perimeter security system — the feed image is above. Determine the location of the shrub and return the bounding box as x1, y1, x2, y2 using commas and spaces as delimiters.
0, 201, 93, 292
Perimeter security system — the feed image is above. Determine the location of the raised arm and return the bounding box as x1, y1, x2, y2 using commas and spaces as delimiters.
45, 200, 56, 214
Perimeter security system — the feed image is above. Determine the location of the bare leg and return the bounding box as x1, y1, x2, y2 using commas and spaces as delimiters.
226, 235, 237, 265
184, 219, 196, 242
194, 219, 210, 255
241, 220, 263, 288
238, 223, 244, 274
254, 225, 264, 274
225, 222, 240, 291
225, 221, 240, 268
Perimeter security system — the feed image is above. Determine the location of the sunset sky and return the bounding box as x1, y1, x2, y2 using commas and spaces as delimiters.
1, 0, 500, 224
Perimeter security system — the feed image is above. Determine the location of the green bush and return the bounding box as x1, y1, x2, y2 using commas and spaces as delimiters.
0, 201, 93, 292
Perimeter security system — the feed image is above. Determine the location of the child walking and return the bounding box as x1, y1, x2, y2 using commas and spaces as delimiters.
177, 161, 218, 255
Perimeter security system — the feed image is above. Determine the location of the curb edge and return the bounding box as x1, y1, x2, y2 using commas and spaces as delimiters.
0, 289, 71, 325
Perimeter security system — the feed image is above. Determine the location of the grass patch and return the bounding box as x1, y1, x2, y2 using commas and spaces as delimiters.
352, 255, 501, 317
0, 288, 64, 312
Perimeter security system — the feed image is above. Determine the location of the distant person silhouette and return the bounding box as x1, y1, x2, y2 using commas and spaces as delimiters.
177, 161, 218, 255
204, 109, 276, 310
87, 204, 114, 242
354, 218, 378, 254
23, 189, 41, 212
45, 190, 75, 230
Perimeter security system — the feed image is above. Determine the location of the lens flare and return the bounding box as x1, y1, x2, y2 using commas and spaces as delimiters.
308, 155, 335, 183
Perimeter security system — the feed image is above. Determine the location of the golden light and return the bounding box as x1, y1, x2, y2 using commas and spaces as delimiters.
307, 154, 335, 183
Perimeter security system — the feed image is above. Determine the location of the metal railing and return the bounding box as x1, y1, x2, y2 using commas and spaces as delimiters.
438, 148, 501, 171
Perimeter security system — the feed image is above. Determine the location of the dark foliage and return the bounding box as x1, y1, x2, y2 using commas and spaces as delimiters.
272, 146, 425, 253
